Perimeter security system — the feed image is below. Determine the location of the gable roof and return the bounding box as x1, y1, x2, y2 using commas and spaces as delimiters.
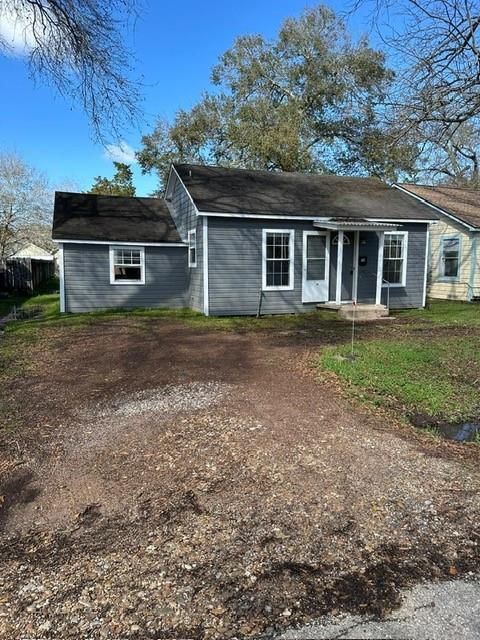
9, 242, 53, 259
173, 164, 438, 221
395, 184, 480, 229
52, 192, 182, 243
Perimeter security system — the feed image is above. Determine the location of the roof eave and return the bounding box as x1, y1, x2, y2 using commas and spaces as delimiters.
316, 220, 399, 231
393, 184, 478, 231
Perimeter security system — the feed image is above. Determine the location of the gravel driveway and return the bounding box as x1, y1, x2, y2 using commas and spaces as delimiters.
0, 318, 479, 639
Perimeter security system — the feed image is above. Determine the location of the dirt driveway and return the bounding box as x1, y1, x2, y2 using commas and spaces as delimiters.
1, 318, 479, 639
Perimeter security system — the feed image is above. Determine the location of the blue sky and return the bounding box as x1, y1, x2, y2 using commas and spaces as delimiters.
0, 1, 375, 196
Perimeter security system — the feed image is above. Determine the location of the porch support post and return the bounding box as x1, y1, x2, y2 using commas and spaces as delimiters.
375, 231, 385, 305
352, 230, 360, 303
335, 230, 344, 304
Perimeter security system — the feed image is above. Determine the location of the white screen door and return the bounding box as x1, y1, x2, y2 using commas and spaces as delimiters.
302, 231, 330, 302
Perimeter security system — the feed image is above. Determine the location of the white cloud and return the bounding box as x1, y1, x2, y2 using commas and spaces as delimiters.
104, 141, 137, 165
0, 5, 36, 55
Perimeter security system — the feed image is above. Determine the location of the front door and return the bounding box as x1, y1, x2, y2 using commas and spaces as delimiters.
302, 231, 330, 303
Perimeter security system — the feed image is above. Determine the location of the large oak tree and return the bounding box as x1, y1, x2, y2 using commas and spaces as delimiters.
138, 6, 415, 190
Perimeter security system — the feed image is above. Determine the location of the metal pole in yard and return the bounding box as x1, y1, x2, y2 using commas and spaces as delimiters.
351, 298, 356, 358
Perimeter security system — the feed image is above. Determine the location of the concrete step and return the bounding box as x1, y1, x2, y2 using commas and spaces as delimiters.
339, 304, 389, 321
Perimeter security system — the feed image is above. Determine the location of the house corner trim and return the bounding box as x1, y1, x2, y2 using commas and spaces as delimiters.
202, 216, 209, 316
59, 242, 65, 313
422, 225, 430, 307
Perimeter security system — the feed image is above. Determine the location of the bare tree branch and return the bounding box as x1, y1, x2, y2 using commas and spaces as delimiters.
0, 0, 143, 141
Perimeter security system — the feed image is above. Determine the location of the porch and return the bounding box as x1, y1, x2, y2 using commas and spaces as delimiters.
302, 218, 398, 312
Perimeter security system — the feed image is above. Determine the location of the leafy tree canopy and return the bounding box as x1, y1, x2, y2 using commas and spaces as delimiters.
89, 162, 136, 196
138, 5, 416, 190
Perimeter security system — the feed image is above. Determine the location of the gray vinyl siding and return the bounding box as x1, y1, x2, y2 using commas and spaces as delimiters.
207, 218, 428, 315
356, 224, 428, 309
169, 176, 203, 311
386, 223, 427, 308
207, 218, 319, 316
62, 218, 427, 314
63, 244, 188, 312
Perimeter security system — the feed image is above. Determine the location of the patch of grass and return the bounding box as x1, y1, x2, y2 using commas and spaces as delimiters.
398, 299, 480, 327
3, 291, 344, 335
320, 337, 480, 422
420, 425, 442, 439
0, 293, 28, 317
0, 277, 60, 318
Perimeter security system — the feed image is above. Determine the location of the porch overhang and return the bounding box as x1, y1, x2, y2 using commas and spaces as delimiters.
313, 218, 398, 232
312, 219, 397, 306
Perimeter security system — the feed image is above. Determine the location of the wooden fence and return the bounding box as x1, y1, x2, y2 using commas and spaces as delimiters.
0, 258, 55, 293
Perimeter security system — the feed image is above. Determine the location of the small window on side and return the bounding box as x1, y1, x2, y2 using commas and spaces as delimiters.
441, 237, 460, 278
188, 230, 197, 268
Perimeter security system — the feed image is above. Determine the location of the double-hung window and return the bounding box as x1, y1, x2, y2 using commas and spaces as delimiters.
382, 232, 408, 286
262, 229, 294, 290
440, 237, 460, 279
109, 246, 145, 284
188, 230, 197, 268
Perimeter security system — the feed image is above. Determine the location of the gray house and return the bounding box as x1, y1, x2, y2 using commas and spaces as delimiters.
53, 164, 438, 316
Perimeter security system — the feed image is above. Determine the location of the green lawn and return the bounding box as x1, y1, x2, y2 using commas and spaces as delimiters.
1, 288, 346, 335
320, 337, 480, 422
5, 293, 478, 330
398, 298, 480, 326
0, 293, 29, 317
319, 300, 480, 424
0, 278, 60, 319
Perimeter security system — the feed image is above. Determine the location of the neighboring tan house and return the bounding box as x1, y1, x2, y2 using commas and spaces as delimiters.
52, 164, 439, 315
395, 184, 480, 301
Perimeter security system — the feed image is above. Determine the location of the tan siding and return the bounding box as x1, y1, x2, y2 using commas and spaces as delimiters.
428, 218, 473, 301
474, 236, 480, 295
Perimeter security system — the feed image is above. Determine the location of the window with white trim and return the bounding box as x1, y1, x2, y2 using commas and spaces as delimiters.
109, 246, 145, 284
262, 230, 294, 290
188, 230, 197, 267
440, 237, 460, 278
382, 232, 407, 286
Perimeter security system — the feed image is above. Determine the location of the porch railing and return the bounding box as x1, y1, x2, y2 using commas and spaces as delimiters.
361, 269, 391, 311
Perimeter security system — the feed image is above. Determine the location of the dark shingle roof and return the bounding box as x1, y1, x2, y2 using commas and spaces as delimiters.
174, 164, 438, 221
52, 192, 182, 243
396, 184, 480, 229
